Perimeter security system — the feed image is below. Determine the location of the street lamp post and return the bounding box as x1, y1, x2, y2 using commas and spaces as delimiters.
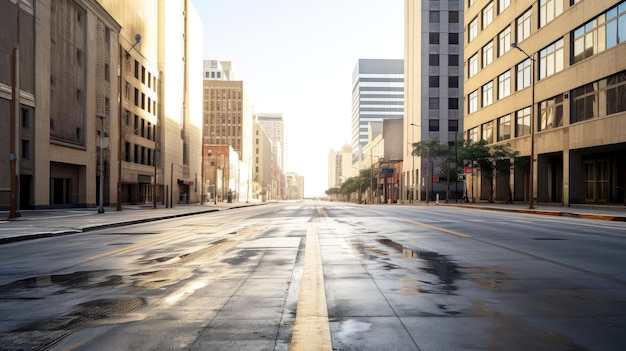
96, 114, 107, 213
512, 42, 535, 209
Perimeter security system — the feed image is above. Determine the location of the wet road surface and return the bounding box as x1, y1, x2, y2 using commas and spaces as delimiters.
0, 201, 625, 350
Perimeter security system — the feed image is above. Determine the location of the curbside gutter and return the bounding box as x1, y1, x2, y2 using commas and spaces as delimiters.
448, 204, 626, 222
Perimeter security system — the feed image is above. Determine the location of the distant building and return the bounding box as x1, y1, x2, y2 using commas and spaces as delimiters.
202, 60, 254, 162
351, 59, 404, 164
258, 113, 286, 199
328, 144, 355, 189
463, 0, 626, 205
253, 118, 274, 199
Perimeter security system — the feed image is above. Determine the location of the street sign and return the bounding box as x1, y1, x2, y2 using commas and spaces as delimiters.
458, 174, 466, 181
464, 166, 473, 174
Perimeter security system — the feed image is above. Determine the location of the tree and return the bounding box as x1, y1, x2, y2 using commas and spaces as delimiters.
459, 140, 520, 203
412, 138, 460, 202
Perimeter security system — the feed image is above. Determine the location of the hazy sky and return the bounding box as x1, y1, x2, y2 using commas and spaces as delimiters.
190, 0, 404, 197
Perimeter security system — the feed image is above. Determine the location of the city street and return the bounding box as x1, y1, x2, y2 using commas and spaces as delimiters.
1, 201, 625, 350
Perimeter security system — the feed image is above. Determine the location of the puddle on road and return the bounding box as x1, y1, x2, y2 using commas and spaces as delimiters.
377, 239, 461, 293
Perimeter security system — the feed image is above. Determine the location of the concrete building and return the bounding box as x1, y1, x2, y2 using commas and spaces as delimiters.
464, 0, 626, 206
403, 0, 465, 203
258, 112, 286, 199
351, 59, 404, 164
0, 0, 203, 210
328, 144, 356, 190
253, 118, 273, 200
202, 60, 254, 163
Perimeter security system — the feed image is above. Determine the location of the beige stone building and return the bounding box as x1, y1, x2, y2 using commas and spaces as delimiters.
464, 0, 626, 205
0, 0, 203, 210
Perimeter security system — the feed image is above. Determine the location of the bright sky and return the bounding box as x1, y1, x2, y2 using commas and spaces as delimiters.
191, 0, 404, 197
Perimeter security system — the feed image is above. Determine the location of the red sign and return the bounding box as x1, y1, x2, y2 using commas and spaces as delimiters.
464, 167, 473, 174
433, 176, 440, 183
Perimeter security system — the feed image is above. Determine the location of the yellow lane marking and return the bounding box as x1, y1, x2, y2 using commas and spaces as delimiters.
402, 218, 471, 238
317, 207, 329, 217
363, 208, 471, 238
291, 223, 332, 351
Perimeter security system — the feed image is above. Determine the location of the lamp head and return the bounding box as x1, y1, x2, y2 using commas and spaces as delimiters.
135, 34, 142, 43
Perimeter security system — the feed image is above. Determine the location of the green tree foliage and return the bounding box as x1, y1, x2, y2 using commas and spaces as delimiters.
459, 140, 521, 202
411, 138, 461, 202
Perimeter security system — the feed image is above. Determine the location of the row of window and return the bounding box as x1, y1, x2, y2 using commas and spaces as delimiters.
468, 1, 626, 116
573, 1, 626, 63
468, 0, 570, 44
126, 111, 157, 142
124, 142, 154, 166
467, 70, 626, 143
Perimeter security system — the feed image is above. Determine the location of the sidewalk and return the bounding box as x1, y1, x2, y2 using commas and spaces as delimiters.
0, 201, 262, 245
432, 201, 626, 222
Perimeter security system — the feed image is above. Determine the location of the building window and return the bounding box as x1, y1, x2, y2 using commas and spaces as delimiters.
516, 9, 532, 43
134, 88, 139, 106
516, 58, 532, 91
482, 41, 494, 68
539, 0, 564, 28
468, 127, 479, 142
125, 142, 131, 161
449, 33, 459, 45
498, 70, 511, 99
498, 0, 511, 14
482, 81, 494, 107
429, 98, 439, 110
498, 26, 511, 57
22, 108, 30, 128
572, 71, 626, 123
449, 119, 459, 132
429, 11, 440, 23
482, 121, 494, 143
449, 76, 459, 88
539, 38, 564, 80
429, 76, 440, 88
429, 32, 440, 44
448, 98, 459, 110
469, 53, 479, 77
539, 95, 564, 131
449, 54, 459, 66
449, 11, 459, 23
469, 17, 479, 42
497, 115, 511, 141
607, 3, 626, 49
21, 139, 29, 160
469, 90, 478, 113
134, 60, 139, 79
482, 2, 494, 29
429, 54, 440, 66
429, 119, 440, 132
515, 107, 531, 137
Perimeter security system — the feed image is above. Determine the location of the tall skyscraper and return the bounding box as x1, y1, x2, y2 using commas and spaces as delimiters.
403, 0, 465, 202
463, 0, 626, 206
351, 59, 404, 164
